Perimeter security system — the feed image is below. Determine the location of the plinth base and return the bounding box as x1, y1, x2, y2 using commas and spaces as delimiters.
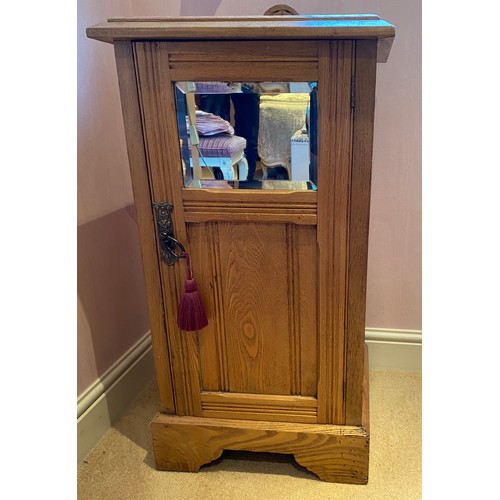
150, 349, 370, 485
151, 412, 369, 484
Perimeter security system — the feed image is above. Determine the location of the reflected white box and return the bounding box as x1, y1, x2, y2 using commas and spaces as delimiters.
290, 130, 310, 181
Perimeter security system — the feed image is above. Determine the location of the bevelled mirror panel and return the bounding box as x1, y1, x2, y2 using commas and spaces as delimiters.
174, 81, 318, 190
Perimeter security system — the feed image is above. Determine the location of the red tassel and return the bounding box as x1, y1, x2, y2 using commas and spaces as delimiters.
177, 252, 208, 332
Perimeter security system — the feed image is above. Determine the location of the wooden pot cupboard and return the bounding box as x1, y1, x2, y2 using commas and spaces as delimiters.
87, 14, 395, 484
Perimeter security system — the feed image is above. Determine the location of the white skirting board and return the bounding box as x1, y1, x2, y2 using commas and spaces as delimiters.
77, 327, 421, 464
366, 328, 422, 371
77, 332, 154, 464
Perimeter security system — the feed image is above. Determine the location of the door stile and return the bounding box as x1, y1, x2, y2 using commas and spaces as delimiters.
134, 41, 203, 416
316, 40, 354, 424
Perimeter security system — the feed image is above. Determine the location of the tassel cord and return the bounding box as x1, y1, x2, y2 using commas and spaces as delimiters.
182, 251, 193, 280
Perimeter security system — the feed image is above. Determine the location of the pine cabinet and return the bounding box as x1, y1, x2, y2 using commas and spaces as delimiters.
87, 14, 395, 484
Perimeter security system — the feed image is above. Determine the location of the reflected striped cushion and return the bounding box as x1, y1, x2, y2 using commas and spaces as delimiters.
191, 134, 246, 158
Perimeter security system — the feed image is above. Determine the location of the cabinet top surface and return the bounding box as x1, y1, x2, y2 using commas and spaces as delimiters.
86, 14, 395, 45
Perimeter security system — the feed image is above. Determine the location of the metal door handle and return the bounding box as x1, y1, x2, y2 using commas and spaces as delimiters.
153, 202, 186, 265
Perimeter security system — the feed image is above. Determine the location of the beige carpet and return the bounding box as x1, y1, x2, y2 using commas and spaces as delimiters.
78, 370, 421, 499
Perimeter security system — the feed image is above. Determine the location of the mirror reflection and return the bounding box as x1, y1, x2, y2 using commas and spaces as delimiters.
174, 82, 318, 190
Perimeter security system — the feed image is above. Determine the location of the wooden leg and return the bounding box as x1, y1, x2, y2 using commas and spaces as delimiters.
237, 157, 248, 180
293, 436, 369, 484
150, 418, 224, 472
219, 159, 235, 180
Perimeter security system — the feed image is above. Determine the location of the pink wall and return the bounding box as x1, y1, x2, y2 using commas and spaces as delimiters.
77, 0, 183, 395
78, 0, 421, 396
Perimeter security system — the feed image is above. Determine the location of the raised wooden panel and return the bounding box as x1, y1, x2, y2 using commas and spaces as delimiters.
219, 222, 289, 394
187, 221, 317, 398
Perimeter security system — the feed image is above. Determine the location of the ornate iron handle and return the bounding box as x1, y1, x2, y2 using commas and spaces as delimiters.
153, 202, 186, 265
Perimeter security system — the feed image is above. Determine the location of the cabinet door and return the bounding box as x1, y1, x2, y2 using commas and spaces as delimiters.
133, 39, 365, 425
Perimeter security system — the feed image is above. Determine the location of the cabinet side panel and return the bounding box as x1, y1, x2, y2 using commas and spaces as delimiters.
345, 40, 378, 425
113, 41, 175, 413
316, 40, 354, 424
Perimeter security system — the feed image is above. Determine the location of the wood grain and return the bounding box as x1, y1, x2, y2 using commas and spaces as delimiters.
344, 40, 378, 425
295, 225, 318, 396
167, 40, 318, 62
169, 62, 317, 83
316, 40, 354, 425
113, 41, 175, 414
187, 222, 229, 392
183, 211, 316, 225
189, 221, 317, 403
218, 222, 292, 395
287, 224, 300, 395
134, 41, 203, 416
87, 16, 395, 46
182, 188, 316, 205
167, 40, 319, 81
93, 15, 390, 484
183, 190, 317, 224
150, 413, 369, 484
150, 346, 370, 482
125, 37, 367, 426
201, 392, 317, 423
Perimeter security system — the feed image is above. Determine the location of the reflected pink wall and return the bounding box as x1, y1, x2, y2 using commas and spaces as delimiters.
78, 0, 421, 396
